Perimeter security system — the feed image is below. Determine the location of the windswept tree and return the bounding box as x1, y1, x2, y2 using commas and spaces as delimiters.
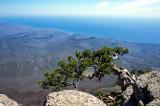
40, 47, 153, 106
39, 47, 128, 91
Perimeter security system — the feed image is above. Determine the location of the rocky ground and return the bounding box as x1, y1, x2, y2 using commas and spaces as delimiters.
45, 90, 107, 106
123, 71, 160, 106
0, 71, 159, 106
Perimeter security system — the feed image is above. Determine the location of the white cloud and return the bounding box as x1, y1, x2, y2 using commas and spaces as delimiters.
0, 0, 159, 17
114, 0, 160, 10
94, 0, 160, 17
95, 1, 110, 9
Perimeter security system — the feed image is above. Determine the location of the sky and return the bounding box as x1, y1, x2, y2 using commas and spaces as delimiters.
0, 0, 160, 18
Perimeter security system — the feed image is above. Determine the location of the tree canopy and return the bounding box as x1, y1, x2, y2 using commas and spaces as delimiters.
39, 47, 128, 91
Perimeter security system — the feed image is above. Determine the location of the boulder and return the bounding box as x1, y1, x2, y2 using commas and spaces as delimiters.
123, 71, 160, 106
0, 94, 19, 106
45, 90, 107, 106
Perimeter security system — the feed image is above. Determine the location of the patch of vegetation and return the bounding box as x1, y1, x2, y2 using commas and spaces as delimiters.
95, 89, 125, 106
39, 47, 128, 91
137, 69, 151, 75
131, 68, 151, 76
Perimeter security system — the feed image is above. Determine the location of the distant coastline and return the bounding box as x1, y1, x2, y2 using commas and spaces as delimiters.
0, 16, 160, 44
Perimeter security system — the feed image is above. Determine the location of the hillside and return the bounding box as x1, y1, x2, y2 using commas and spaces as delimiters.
0, 23, 160, 105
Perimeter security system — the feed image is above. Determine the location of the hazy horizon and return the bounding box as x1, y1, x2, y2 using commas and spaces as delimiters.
0, 16, 160, 44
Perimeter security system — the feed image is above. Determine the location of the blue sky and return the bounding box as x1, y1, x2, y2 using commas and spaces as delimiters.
0, 0, 160, 18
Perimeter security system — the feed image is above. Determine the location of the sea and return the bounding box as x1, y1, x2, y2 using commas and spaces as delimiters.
0, 16, 160, 44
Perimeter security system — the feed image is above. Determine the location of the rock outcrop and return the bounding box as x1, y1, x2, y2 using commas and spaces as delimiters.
45, 90, 107, 106
123, 71, 160, 106
0, 94, 19, 106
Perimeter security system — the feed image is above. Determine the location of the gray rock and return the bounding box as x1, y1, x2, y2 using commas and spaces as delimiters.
0, 94, 19, 106
123, 71, 160, 106
45, 90, 107, 106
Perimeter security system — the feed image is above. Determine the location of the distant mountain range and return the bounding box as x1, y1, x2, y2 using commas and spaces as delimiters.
0, 23, 160, 92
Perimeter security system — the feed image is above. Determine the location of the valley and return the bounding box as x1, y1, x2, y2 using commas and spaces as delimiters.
0, 23, 160, 105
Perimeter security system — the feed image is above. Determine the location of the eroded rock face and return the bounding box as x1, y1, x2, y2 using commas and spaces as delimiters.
45, 90, 107, 106
123, 71, 160, 106
0, 94, 19, 106
138, 71, 160, 106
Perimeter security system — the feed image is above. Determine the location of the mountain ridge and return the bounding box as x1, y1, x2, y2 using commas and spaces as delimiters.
0, 23, 160, 91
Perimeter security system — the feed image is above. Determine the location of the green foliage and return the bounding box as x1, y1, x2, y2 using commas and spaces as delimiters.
131, 69, 136, 74
113, 47, 128, 55
131, 68, 151, 76
95, 90, 105, 99
95, 90, 125, 106
39, 47, 128, 91
137, 69, 151, 75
